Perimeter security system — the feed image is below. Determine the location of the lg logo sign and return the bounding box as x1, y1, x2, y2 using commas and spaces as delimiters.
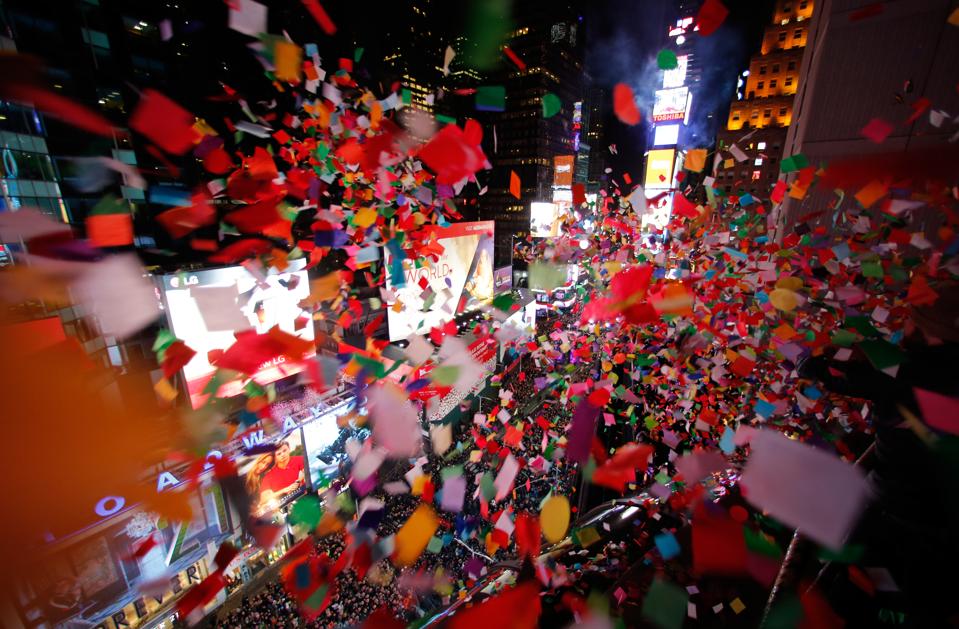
169, 275, 199, 288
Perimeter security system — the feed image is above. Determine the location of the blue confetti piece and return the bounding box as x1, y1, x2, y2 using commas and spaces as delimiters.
655, 532, 681, 560
754, 399, 775, 419
720, 426, 736, 454
803, 386, 822, 400
295, 561, 312, 589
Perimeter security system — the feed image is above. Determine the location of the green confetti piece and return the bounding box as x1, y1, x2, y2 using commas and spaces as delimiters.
779, 153, 809, 173
289, 495, 323, 532
641, 578, 687, 629
656, 48, 678, 70
529, 262, 567, 291
861, 261, 884, 278
427, 536, 444, 553
858, 339, 906, 370
430, 365, 460, 386
541, 92, 561, 118
743, 527, 782, 558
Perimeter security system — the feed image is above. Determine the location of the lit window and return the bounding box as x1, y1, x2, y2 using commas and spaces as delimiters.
757, 141, 766, 150
752, 170, 761, 181
754, 157, 763, 166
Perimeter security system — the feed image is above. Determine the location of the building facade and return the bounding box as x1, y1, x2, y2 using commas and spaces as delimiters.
473, 1, 587, 267
714, 0, 814, 197
774, 0, 959, 237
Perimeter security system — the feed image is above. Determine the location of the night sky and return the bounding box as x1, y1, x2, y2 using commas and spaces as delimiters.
586, 0, 776, 178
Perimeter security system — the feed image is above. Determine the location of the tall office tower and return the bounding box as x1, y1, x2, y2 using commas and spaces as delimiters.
380, 0, 448, 113
584, 85, 607, 192
474, 0, 587, 267
714, 0, 815, 197
0, 0, 204, 233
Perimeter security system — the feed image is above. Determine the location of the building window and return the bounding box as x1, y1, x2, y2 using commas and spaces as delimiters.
785, 77, 793, 87
757, 141, 767, 150
770, 79, 777, 88
794, 28, 803, 38
778, 31, 787, 42
751, 110, 759, 119
787, 60, 797, 71
772, 64, 780, 73
80, 27, 110, 50
757, 81, 764, 89
754, 157, 764, 166
779, 107, 787, 116
763, 109, 771, 118
759, 65, 767, 75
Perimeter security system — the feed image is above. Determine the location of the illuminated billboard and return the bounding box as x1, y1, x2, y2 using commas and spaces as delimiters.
384, 221, 494, 341
553, 155, 574, 187
653, 123, 680, 147
302, 397, 359, 487
162, 260, 315, 409
572, 101, 583, 151
652, 87, 689, 122
237, 430, 307, 517
644, 149, 676, 189
493, 266, 513, 293
530, 201, 562, 237
662, 55, 688, 89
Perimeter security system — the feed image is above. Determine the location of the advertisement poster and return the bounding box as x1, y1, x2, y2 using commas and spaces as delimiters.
553, 155, 574, 187
643, 148, 676, 189
301, 398, 358, 487
530, 202, 562, 237
236, 431, 307, 517
493, 266, 513, 293
652, 87, 689, 122
161, 259, 315, 408
384, 221, 494, 341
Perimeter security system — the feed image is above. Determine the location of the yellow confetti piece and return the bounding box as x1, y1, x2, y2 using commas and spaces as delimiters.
769, 288, 799, 312
274, 41, 302, 83
354, 206, 378, 229
730, 598, 746, 614
154, 377, 178, 402
394, 504, 439, 566
541, 495, 570, 543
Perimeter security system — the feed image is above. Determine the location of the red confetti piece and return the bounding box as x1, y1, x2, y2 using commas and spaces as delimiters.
301, 0, 336, 35
613, 83, 641, 126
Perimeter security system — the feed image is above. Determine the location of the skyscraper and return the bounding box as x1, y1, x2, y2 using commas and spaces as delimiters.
714, 0, 814, 197
473, 0, 587, 267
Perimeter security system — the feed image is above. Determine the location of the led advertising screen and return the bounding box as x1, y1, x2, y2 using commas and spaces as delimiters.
644, 149, 676, 189
530, 201, 562, 237
237, 430, 307, 517
384, 221, 494, 341
162, 260, 315, 408
662, 55, 688, 89
493, 266, 513, 293
301, 397, 358, 488
653, 123, 680, 147
652, 87, 689, 122
553, 155, 574, 187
